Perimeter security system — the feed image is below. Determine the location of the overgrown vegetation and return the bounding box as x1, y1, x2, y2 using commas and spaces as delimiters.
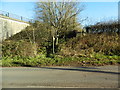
1, 2, 120, 67
60, 33, 120, 56
85, 20, 119, 33
2, 53, 120, 67
2, 23, 120, 67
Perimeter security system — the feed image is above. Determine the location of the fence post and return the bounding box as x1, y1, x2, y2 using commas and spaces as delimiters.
1, 10, 34, 23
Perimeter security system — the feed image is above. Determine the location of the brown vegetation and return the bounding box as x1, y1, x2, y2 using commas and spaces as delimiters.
59, 33, 120, 56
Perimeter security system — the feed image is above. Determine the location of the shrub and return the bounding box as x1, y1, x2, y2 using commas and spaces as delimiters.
59, 33, 120, 56
2, 40, 38, 57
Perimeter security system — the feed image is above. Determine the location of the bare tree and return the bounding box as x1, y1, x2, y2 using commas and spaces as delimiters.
35, 1, 84, 53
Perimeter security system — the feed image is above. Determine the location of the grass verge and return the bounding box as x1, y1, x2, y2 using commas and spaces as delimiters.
2, 53, 120, 67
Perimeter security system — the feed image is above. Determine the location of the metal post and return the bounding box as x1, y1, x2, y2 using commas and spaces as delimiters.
53, 36, 55, 54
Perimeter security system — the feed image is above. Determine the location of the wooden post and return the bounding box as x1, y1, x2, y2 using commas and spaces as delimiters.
33, 28, 35, 43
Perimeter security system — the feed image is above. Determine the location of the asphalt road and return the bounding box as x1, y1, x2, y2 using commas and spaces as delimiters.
1, 65, 120, 88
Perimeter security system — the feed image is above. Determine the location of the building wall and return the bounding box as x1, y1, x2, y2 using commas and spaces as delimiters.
0, 15, 30, 42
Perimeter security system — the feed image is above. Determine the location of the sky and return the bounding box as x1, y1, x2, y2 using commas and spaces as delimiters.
0, 1, 118, 26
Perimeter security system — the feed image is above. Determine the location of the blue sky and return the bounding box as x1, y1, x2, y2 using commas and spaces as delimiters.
0, 2, 118, 26
80, 2, 118, 25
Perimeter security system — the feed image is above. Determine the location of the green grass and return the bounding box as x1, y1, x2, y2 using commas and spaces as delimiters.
2, 53, 119, 67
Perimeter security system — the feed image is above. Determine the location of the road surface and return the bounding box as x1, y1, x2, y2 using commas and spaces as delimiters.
1, 65, 120, 88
